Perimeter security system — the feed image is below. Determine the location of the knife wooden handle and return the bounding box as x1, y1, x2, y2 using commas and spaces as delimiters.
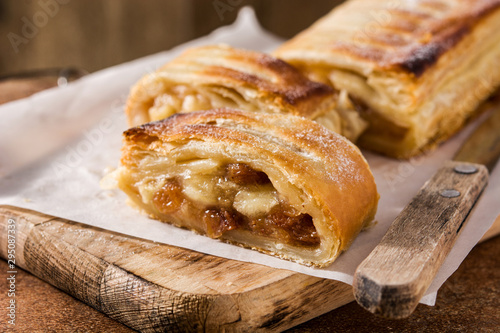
353, 161, 489, 319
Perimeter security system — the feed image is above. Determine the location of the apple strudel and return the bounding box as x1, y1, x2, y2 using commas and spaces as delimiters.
274, 0, 500, 158
111, 109, 379, 267
125, 44, 366, 141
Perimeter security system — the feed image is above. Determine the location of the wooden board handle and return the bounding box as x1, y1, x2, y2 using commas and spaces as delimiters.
353, 161, 489, 319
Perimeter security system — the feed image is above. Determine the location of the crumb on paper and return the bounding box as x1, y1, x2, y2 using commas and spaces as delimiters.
363, 220, 378, 231
100, 168, 119, 189
103, 166, 117, 175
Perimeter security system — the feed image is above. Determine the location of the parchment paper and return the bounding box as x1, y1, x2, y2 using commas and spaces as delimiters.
1, 7, 499, 306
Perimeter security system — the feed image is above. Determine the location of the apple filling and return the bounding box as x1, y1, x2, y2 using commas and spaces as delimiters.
147, 85, 253, 122
148, 86, 212, 122
151, 163, 320, 247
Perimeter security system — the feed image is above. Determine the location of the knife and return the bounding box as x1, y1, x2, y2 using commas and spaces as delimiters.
353, 103, 500, 319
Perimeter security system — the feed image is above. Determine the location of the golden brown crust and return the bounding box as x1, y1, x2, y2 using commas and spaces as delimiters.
196, 49, 333, 107
118, 109, 379, 267
276, 0, 500, 76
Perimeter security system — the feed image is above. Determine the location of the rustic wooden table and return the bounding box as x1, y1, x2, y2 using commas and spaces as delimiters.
0, 74, 499, 333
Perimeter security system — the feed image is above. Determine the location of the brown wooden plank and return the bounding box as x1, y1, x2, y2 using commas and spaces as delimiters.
0, 205, 353, 332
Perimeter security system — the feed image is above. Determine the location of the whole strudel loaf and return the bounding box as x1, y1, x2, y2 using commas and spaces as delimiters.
274, 0, 500, 158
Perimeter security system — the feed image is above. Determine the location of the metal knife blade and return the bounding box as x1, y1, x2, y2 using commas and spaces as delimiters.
353, 103, 500, 319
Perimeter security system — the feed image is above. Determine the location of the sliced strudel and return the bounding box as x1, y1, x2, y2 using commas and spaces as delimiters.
274, 0, 500, 158
111, 109, 378, 267
125, 44, 366, 141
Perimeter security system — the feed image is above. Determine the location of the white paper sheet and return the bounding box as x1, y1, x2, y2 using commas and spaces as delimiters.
1, 7, 499, 306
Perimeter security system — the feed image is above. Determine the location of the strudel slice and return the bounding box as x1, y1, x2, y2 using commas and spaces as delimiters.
112, 109, 378, 267
125, 44, 366, 141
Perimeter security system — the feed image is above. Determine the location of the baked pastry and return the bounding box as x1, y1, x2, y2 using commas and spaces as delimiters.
274, 0, 500, 158
111, 109, 378, 267
125, 44, 366, 141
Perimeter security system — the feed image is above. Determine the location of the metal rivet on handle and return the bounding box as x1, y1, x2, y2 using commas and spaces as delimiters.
440, 189, 461, 198
454, 164, 478, 174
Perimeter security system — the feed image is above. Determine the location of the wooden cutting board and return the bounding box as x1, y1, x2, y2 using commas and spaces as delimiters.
1, 205, 499, 332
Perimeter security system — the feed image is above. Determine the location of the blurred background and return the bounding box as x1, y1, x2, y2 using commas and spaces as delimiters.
0, 0, 344, 76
